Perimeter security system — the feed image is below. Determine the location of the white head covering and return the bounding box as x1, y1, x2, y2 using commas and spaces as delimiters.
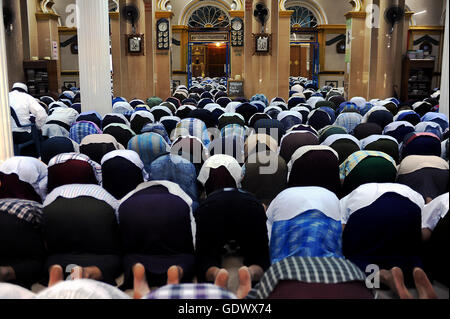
393, 109, 419, 122
102, 113, 131, 127
0, 283, 36, 299
49, 101, 68, 110
62, 90, 76, 99
204, 103, 224, 112
321, 134, 361, 148
0, 156, 48, 201
119, 180, 195, 247
362, 106, 390, 123
306, 96, 325, 109
266, 186, 341, 241
415, 121, 443, 135
350, 97, 367, 108
44, 184, 118, 210
12, 82, 28, 93
277, 110, 303, 122
131, 110, 155, 123
197, 154, 244, 187
340, 183, 425, 224
264, 106, 282, 115
225, 102, 241, 113
151, 105, 173, 117
101, 149, 149, 180
291, 84, 304, 93
359, 135, 398, 149
290, 106, 310, 114
34, 279, 130, 299
287, 145, 339, 178
270, 101, 288, 110
422, 193, 449, 231
382, 121, 415, 134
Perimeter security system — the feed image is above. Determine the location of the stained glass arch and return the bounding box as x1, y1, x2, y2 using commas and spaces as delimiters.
287, 6, 318, 29
188, 5, 230, 28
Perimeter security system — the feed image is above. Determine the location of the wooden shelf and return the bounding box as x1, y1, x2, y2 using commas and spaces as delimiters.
23, 60, 58, 99
401, 56, 435, 102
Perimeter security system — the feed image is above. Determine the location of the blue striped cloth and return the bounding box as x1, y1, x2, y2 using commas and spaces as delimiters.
334, 112, 363, 133
220, 124, 246, 141
175, 118, 210, 147
359, 103, 375, 116
270, 209, 343, 264
127, 132, 170, 173
69, 121, 102, 144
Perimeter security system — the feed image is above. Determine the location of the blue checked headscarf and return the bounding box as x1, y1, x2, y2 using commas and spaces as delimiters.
69, 121, 102, 144
174, 118, 210, 147
270, 209, 343, 264
250, 94, 269, 107
127, 132, 170, 172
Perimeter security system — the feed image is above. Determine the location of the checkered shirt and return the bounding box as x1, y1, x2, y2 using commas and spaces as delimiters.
146, 284, 237, 299
0, 198, 44, 226
246, 256, 367, 299
69, 121, 102, 144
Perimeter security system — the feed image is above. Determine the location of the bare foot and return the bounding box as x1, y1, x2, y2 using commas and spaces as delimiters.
167, 266, 183, 285
422, 228, 432, 242
248, 265, 264, 282
0, 266, 16, 282
133, 263, 150, 299
48, 265, 63, 287
205, 266, 221, 282
84, 266, 103, 280
214, 269, 229, 290
391, 267, 413, 299
236, 266, 251, 299
413, 268, 438, 299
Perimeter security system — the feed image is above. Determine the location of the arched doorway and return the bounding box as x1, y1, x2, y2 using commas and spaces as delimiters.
186, 5, 231, 87
287, 4, 320, 86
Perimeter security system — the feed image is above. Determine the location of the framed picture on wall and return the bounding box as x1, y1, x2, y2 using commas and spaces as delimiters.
63, 81, 76, 89
252, 33, 271, 55
126, 34, 145, 56
325, 80, 339, 88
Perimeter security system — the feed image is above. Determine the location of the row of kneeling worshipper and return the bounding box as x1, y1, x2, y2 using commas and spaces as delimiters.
0, 78, 448, 299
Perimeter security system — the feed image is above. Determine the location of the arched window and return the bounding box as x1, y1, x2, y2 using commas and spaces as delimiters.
287, 6, 318, 29
188, 6, 230, 28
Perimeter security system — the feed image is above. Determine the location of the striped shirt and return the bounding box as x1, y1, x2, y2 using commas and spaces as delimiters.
69, 121, 102, 144
43, 184, 118, 210
0, 198, 44, 226
246, 256, 367, 299
47, 152, 102, 184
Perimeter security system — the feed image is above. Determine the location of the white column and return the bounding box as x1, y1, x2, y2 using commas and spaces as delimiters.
0, 0, 14, 163
76, 0, 112, 116
440, 0, 449, 118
